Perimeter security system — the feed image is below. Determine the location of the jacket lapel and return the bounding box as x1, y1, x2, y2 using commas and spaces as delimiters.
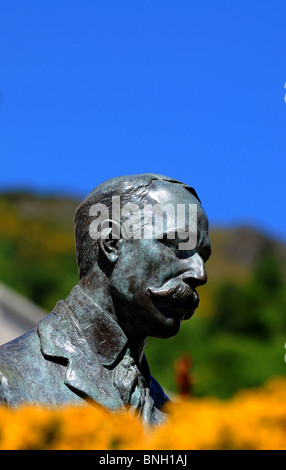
38, 300, 124, 411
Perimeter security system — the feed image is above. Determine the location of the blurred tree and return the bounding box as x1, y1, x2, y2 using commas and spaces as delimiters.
208, 252, 286, 338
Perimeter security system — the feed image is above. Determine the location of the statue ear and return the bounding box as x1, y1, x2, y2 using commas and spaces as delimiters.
98, 220, 124, 263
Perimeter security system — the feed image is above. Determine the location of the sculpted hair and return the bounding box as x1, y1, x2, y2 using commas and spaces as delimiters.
74, 173, 200, 279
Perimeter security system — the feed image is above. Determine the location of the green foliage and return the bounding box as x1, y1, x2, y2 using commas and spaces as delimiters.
0, 193, 79, 310
0, 237, 78, 310
208, 252, 286, 338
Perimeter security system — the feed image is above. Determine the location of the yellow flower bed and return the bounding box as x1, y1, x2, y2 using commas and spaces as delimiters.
0, 377, 285, 450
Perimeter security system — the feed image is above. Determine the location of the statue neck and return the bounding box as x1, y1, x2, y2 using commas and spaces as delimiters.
78, 270, 147, 366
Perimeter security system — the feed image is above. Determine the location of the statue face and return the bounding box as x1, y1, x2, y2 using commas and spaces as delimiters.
108, 182, 211, 340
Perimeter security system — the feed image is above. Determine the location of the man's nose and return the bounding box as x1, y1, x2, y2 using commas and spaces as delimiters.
181, 252, 207, 288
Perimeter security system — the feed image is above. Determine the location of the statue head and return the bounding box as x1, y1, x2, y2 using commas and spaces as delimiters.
74, 174, 211, 341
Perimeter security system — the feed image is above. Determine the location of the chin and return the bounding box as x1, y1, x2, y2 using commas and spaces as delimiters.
153, 315, 182, 339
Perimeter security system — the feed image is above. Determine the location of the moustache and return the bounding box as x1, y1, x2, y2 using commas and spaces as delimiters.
147, 278, 199, 306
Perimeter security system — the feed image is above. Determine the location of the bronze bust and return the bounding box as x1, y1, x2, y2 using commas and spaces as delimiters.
0, 174, 211, 425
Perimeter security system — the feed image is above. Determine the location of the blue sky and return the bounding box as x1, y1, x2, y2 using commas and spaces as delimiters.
1, 1, 286, 241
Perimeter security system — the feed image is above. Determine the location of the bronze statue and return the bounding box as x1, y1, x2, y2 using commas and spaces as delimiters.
0, 174, 211, 425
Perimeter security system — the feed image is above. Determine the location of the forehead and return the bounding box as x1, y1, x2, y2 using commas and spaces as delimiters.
145, 180, 210, 246
146, 180, 207, 225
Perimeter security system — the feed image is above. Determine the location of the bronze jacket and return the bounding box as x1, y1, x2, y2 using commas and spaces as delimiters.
0, 285, 168, 425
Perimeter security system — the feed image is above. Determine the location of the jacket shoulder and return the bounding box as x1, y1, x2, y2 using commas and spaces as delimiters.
0, 329, 40, 404
0, 311, 82, 407
0, 328, 40, 366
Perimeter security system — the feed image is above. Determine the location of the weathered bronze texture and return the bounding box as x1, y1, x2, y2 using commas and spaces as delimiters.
0, 174, 211, 425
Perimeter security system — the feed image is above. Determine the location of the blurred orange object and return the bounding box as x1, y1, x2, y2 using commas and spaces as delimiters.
174, 353, 195, 396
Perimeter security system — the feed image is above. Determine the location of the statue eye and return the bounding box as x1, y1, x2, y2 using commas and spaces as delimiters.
161, 239, 178, 251
158, 235, 179, 253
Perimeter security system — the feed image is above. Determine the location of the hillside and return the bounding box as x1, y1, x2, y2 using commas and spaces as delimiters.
208, 225, 286, 283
